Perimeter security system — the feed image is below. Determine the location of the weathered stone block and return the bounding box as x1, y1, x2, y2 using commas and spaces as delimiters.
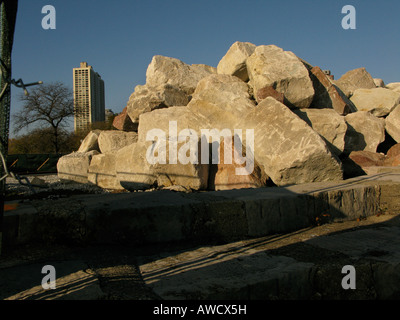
88, 153, 124, 190
293, 108, 348, 156
77, 130, 101, 153
188, 74, 255, 129
209, 136, 269, 191
309, 66, 356, 115
57, 151, 99, 184
246, 45, 314, 108
350, 88, 400, 117
385, 106, 400, 143
98, 130, 138, 154
237, 97, 343, 186
115, 142, 157, 191
145, 55, 214, 95
217, 41, 256, 82
126, 83, 190, 123
112, 106, 138, 132
344, 111, 385, 154
334, 67, 376, 97
256, 85, 284, 104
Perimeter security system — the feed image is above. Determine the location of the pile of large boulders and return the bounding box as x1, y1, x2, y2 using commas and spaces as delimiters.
57, 41, 400, 192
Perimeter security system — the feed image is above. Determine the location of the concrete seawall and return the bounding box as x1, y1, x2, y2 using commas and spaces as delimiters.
3, 171, 400, 248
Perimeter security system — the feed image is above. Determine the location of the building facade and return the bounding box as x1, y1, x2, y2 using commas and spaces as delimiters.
73, 62, 105, 132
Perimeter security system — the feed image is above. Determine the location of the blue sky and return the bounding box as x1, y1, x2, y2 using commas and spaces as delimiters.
9, 0, 400, 135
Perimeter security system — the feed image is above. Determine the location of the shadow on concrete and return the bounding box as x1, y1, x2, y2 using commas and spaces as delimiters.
0, 260, 102, 300
2, 169, 400, 300
137, 213, 400, 300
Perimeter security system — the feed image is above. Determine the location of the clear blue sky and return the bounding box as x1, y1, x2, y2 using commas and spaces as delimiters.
9, 0, 400, 135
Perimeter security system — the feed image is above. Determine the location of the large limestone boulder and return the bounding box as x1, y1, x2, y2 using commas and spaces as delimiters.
116, 138, 208, 191
77, 130, 101, 153
246, 45, 314, 109
122, 106, 211, 191
334, 67, 376, 97
187, 74, 256, 129
350, 88, 400, 117
308, 66, 356, 115
98, 130, 138, 154
116, 142, 157, 191
237, 97, 343, 186
386, 82, 400, 93
149, 136, 209, 190
138, 106, 208, 143
57, 150, 99, 184
88, 153, 124, 190
137, 107, 210, 190
292, 108, 347, 156
217, 41, 256, 82
145, 55, 214, 95
191, 64, 217, 75
126, 83, 190, 123
385, 105, 400, 143
344, 111, 386, 154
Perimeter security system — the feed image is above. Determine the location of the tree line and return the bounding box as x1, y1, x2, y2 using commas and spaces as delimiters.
9, 81, 116, 155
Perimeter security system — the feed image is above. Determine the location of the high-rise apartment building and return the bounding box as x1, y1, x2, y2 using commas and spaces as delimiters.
73, 62, 105, 132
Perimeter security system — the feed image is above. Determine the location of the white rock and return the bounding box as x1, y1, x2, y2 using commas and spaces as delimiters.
188, 74, 256, 129
115, 142, 157, 191
374, 78, 385, 88
57, 151, 99, 184
145, 55, 214, 95
98, 130, 138, 154
88, 153, 124, 190
334, 67, 376, 97
350, 88, 400, 117
246, 45, 314, 108
77, 130, 101, 153
386, 82, 400, 93
126, 83, 190, 123
385, 105, 400, 143
344, 111, 386, 153
217, 41, 256, 81
237, 97, 343, 186
292, 108, 348, 156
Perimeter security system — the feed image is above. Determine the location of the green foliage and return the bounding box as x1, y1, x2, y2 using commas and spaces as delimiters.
9, 127, 76, 154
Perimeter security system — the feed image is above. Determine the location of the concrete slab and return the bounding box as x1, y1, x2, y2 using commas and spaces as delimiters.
139, 242, 314, 299
138, 213, 400, 300
308, 224, 400, 263
0, 260, 105, 300
2, 213, 400, 300
3, 171, 400, 248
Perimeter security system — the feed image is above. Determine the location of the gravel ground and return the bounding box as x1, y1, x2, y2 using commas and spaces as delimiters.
5, 173, 112, 201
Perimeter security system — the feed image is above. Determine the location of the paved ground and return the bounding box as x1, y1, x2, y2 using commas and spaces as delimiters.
1, 211, 399, 300
3, 172, 400, 300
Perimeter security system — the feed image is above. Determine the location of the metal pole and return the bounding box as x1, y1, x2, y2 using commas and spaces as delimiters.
0, 0, 18, 255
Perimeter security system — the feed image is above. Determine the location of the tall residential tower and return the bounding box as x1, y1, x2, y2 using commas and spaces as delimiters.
73, 62, 105, 132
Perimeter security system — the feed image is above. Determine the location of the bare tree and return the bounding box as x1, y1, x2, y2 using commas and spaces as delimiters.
13, 81, 74, 153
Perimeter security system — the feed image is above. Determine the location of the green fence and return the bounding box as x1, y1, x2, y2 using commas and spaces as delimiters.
6, 154, 64, 174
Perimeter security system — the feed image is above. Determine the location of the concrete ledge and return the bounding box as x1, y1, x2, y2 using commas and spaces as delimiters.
4, 172, 400, 248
